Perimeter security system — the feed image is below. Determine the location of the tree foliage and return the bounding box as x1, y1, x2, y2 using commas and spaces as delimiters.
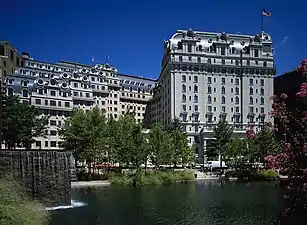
60, 111, 194, 170
1, 95, 48, 150
206, 120, 234, 167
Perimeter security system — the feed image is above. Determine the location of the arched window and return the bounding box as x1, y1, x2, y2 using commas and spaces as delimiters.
22, 89, 29, 98
249, 96, 253, 104
208, 95, 212, 103
260, 97, 264, 105
235, 96, 239, 104
182, 94, 186, 102
222, 96, 226, 104
249, 87, 253, 95
7, 88, 14, 96
208, 86, 212, 94
177, 41, 183, 49
182, 84, 186, 92
21, 80, 28, 87
221, 86, 225, 94
194, 94, 198, 103
260, 88, 264, 95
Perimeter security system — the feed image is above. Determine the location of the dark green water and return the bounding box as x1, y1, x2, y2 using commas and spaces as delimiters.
50, 181, 284, 225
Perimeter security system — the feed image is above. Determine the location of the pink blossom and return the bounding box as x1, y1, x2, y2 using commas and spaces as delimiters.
296, 91, 307, 98
245, 129, 255, 139
280, 93, 288, 99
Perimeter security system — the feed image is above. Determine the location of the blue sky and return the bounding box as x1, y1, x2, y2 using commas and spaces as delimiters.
1, 0, 305, 79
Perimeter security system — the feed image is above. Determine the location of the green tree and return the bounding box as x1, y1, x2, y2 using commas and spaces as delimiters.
59, 109, 88, 164
225, 138, 249, 167
148, 123, 173, 167
206, 120, 234, 169
2, 95, 48, 150
167, 118, 194, 167
59, 106, 108, 169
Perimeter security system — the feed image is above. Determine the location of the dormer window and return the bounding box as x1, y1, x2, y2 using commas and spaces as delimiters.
177, 41, 183, 50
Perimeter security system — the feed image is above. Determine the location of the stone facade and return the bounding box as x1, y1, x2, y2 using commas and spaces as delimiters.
4, 56, 156, 150
147, 29, 276, 162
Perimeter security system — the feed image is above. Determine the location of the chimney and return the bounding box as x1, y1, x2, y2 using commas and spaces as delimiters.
22, 52, 30, 59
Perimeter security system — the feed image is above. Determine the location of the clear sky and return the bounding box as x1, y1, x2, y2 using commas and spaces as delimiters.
1, 0, 305, 79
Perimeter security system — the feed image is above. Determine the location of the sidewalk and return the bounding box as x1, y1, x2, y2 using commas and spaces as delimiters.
71, 180, 111, 188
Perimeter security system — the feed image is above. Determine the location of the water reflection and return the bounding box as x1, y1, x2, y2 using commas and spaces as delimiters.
51, 181, 283, 225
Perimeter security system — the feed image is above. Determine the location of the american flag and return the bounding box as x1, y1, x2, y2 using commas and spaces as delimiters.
262, 8, 271, 17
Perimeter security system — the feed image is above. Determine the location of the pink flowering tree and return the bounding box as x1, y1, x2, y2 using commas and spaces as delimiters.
267, 60, 307, 224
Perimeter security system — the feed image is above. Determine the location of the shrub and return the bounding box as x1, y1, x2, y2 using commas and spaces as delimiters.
109, 170, 195, 186
256, 169, 279, 180
0, 178, 48, 225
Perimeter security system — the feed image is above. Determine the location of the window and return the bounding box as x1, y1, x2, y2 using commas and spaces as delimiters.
35, 141, 41, 147
50, 100, 56, 106
16, 57, 20, 66
221, 47, 225, 55
194, 76, 198, 83
260, 97, 264, 105
249, 97, 253, 104
22, 90, 28, 98
235, 96, 239, 104
177, 41, 183, 49
194, 105, 198, 112
35, 99, 41, 105
235, 78, 239, 85
179, 56, 182, 62
250, 87, 253, 95
260, 88, 264, 95
50, 130, 57, 136
194, 85, 198, 93
221, 106, 226, 112
182, 75, 186, 82
45, 141, 48, 147
10, 49, 14, 61
197, 57, 201, 63
65, 102, 70, 107
235, 87, 239, 95
221, 78, 225, 85
222, 96, 225, 104
208, 77, 212, 84
0, 45, 4, 56
194, 94, 198, 103
182, 94, 186, 102
249, 79, 253, 85
208, 95, 212, 103
187, 45, 192, 53
50, 90, 56, 96
51, 141, 57, 147
261, 107, 265, 113
260, 79, 264, 86
188, 56, 192, 61
263, 61, 267, 67
208, 86, 212, 94
221, 86, 225, 94
255, 49, 259, 57
7, 88, 14, 96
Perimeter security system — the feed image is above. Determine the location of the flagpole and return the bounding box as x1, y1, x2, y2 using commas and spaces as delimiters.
261, 13, 264, 33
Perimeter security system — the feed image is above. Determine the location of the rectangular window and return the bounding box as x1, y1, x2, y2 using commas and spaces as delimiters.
221, 47, 225, 55
50, 120, 56, 126
10, 49, 14, 61
35, 141, 41, 147
50, 141, 57, 147
50, 90, 56, 96
0, 45, 4, 56
50, 100, 56, 106
65, 102, 70, 107
254, 49, 259, 57
50, 130, 57, 136
187, 45, 192, 53
35, 99, 41, 105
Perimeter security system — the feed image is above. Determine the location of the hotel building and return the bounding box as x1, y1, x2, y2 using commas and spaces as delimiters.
4, 53, 156, 150
147, 29, 276, 162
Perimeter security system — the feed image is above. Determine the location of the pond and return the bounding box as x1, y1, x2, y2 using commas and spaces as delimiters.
50, 181, 284, 225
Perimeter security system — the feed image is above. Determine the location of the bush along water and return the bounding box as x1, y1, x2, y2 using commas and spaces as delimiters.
0, 178, 49, 225
225, 169, 279, 181
109, 170, 195, 186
